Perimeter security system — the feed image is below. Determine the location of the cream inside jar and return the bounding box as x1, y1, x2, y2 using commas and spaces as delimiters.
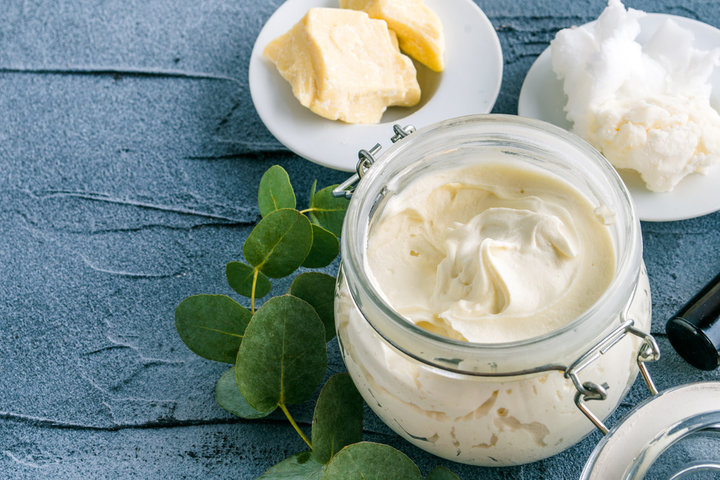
367, 162, 616, 343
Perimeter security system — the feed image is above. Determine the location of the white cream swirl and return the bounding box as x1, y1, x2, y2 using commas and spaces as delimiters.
367, 163, 615, 342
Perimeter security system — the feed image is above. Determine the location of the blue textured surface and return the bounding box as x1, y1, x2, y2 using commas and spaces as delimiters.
1, 0, 719, 478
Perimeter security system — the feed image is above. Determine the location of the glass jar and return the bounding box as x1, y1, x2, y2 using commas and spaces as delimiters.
334, 114, 658, 466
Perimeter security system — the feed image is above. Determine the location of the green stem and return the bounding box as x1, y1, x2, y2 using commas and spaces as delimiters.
251, 268, 259, 314
299, 208, 312, 214
279, 403, 312, 450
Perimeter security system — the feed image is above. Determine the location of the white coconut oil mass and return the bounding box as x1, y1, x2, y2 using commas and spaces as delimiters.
552, 0, 720, 192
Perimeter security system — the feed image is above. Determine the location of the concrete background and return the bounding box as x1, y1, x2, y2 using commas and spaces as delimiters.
0, 0, 718, 478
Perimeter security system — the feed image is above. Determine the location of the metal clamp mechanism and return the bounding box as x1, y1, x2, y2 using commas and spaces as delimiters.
332, 124, 415, 199
389, 123, 415, 142
566, 317, 661, 434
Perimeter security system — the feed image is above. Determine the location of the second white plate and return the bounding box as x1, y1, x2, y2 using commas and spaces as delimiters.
249, 0, 503, 171
518, 13, 720, 222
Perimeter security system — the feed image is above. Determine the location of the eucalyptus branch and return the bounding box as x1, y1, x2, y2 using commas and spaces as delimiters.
250, 267, 259, 314
280, 403, 312, 450
174, 165, 460, 479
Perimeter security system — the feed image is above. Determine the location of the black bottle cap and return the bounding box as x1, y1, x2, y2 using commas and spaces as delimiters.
666, 271, 720, 371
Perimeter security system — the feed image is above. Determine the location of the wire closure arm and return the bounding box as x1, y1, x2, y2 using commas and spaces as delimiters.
332, 124, 415, 199
566, 318, 660, 434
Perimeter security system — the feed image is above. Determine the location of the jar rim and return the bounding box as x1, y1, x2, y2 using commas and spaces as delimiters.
340, 114, 643, 372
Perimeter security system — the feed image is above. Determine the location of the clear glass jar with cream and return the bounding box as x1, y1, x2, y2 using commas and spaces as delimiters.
334, 115, 659, 466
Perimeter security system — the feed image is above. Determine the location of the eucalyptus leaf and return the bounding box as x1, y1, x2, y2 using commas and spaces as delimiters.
244, 209, 313, 279
289, 272, 337, 341
302, 224, 339, 268
309, 184, 348, 237
215, 367, 275, 419
257, 451, 325, 480
426, 466, 461, 480
311, 374, 363, 464
226, 261, 272, 298
323, 442, 422, 480
235, 295, 327, 412
175, 294, 250, 363
258, 165, 296, 217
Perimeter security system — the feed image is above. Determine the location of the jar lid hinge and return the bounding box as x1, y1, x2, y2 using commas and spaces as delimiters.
332, 124, 415, 199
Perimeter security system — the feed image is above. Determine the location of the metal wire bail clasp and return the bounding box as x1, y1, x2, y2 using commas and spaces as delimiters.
332, 124, 415, 199
566, 316, 661, 434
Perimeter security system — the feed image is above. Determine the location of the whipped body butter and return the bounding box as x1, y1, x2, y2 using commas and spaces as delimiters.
335, 115, 656, 465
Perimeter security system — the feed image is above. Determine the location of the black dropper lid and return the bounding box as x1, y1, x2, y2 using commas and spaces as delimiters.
666, 271, 720, 371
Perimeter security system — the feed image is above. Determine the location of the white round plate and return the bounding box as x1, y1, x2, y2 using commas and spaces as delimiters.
249, 0, 502, 172
518, 14, 720, 222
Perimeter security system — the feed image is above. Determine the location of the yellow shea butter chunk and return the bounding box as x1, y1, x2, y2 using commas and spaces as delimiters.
263, 8, 420, 124
340, 0, 445, 72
